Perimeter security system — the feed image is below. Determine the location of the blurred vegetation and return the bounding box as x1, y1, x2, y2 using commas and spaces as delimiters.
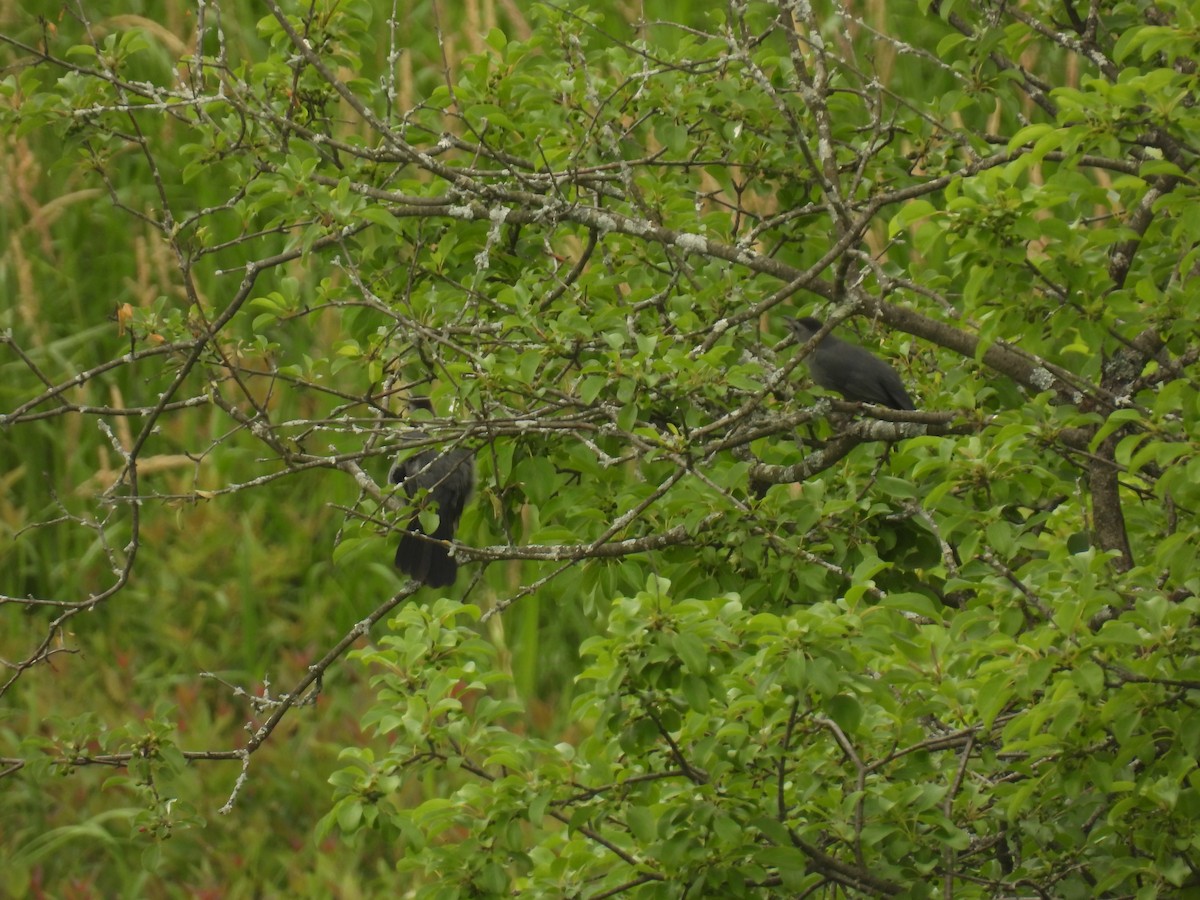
2, 0, 1198, 897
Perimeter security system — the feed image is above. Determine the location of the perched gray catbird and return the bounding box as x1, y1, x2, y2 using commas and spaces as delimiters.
390, 437, 475, 588
786, 316, 915, 410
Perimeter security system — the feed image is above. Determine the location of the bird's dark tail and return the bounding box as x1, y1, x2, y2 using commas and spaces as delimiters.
395, 515, 459, 588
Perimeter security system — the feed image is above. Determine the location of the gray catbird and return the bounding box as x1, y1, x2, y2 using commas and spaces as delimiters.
786, 316, 915, 410
390, 436, 475, 588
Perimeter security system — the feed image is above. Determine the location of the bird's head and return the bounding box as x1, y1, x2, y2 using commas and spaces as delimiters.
786, 316, 826, 342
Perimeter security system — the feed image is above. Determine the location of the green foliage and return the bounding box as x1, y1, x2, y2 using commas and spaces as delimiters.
330, 576, 1200, 897
2, 0, 1199, 896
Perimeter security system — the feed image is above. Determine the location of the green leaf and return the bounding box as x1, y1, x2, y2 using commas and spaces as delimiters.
672, 631, 708, 674
1090, 409, 1144, 449
336, 799, 363, 832
889, 199, 937, 237
332, 536, 378, 566
1008, 123, 1055, 151
360, 206, 405, 234
625, 805, 656, 843
825, 694, 863, 734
